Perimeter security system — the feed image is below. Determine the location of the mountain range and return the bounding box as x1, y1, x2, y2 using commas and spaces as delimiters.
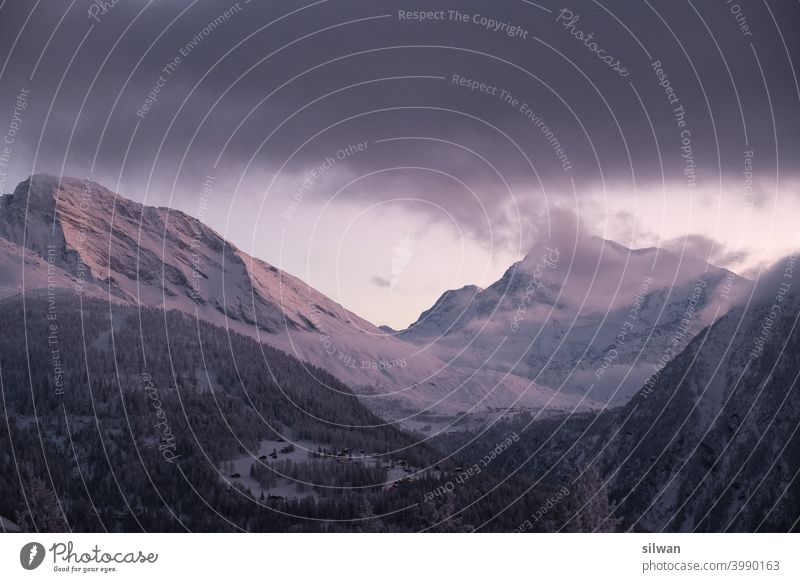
0, 174, 751, 417
0, 175, 583, 416
1, 174, 797, 533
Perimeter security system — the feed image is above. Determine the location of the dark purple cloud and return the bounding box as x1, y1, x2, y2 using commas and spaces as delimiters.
0, 0, 798, 252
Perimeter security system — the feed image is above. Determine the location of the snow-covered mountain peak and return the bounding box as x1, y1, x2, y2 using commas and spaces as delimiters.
401, 234, 752, 404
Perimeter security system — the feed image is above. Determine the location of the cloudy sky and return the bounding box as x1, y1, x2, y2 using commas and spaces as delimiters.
1, 0, 798, 327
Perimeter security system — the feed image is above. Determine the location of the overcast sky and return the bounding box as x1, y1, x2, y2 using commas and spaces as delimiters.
1, 0, 798, 327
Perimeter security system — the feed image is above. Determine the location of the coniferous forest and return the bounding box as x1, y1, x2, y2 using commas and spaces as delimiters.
0, 294, 591, 532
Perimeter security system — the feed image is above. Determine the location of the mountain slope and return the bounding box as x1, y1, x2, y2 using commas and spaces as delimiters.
461, 267, 800, 532
600, 285, 800, 532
